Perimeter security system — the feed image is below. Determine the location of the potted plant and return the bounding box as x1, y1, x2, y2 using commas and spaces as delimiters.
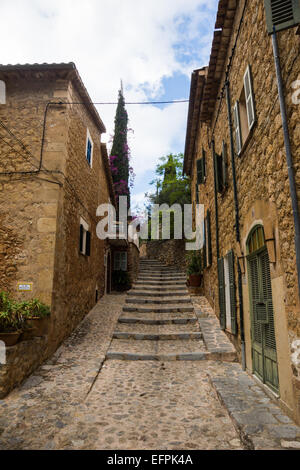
0, 292, 23, 346
186, 252, 203, 287
112, 270, 131, 292
21, 299, 50, 337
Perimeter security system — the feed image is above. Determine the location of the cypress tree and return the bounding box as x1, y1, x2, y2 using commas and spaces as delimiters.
110, 87, 130, 208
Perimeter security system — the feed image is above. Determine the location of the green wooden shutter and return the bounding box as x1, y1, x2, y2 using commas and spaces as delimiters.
202, 149, 206, 178
218, 258, 226, 330
197, 158, 203, 185
207, 210, 212, 266
261, 250, 277, 352
222, 141, 228, 189
195, 184, 199, 204
264, 0, 300, 34
214, 153, 223, 193
86, 231, 91, 256
228, 250, 237, 335
79, 224, 84, 253
203, 218, 207, 269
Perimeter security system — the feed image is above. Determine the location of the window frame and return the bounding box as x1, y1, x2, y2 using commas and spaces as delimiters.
86, 128, 94, 168
79, 217, 91, 257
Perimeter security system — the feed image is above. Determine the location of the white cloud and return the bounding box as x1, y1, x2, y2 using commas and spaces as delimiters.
0, 0, 217, 202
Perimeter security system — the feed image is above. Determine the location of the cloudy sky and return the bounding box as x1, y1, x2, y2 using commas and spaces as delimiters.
0, 0, 218, 211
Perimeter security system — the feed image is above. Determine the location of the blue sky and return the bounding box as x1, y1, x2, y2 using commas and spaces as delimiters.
0, 0, 219, 212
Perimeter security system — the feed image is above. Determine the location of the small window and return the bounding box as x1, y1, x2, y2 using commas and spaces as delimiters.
114, 251, 127, 271
86, 129, 93, 167
79, 217, 91, 256
214, 143, 227, 194
234, 65, 256, 155
196, 149, 206, 185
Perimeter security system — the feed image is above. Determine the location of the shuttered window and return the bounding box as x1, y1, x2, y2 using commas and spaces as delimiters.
222, 141, 228, 189
197, 158, 205, 185
234, 102, 242, 155
218, 258, 226, 330
244, 66, 256, 131
228, 250, 237, 335
264, 0, 300, 34
86, 129, 93, 167
195, 184, 199, 204
206, 210, 212, 267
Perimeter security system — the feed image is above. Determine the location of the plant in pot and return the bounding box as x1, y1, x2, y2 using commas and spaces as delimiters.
186, 252, 203, 287
112, 270, 131, 292
0, 292, 24, 346
21, 299, 50, 337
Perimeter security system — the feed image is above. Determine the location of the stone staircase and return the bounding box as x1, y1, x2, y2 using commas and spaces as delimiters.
106, 259, 234, 361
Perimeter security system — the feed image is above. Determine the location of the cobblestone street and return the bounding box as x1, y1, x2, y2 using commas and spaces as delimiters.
0, 261, 299, 450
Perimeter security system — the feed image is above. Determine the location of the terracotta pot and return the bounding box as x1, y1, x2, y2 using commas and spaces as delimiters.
27, 317, 49, 337
0, 331, 21, 347
188, 274, 202, 287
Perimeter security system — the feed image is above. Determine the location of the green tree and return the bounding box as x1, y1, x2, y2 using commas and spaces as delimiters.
109, 87, 132, 208
148, 153, 191, 207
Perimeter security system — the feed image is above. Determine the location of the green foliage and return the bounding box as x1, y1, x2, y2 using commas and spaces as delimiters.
0, 292, 50, 332
20, 299, 51, 319
112, 271, 131, 291
147, 153, 191, 207
0, 292, 24, 332
186, 252, 203, 276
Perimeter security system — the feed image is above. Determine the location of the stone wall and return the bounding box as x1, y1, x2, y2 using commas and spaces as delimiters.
141, 240, 187, 272
128, 242, 140, 284
189, 1, 300, 422
0, 69, 113, 393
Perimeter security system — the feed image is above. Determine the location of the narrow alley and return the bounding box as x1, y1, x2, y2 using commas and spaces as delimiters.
0, 260, 299, 451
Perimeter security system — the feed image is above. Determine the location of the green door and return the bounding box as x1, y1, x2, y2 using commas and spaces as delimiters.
248, 227, 279, 393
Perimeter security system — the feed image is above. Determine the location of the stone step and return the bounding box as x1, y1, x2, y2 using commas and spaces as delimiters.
131, 285, 188, 292
134, 280, 186, 286
138, 272, 186, 277
123, 304, 194, 313
139, 268, 184, 273
112, 332, 203, 341
106, 352, 213, 361
127, 290, 188, 297
118, 315, 197, 325
115, 323, 200, 333
125, 297, 192, 305
107, 338, 206, 356
138, 276, 186, 282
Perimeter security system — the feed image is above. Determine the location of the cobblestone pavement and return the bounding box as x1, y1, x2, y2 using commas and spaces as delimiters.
0, 260, 299, 450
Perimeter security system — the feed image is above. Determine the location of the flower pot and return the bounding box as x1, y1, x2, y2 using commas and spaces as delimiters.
0, 331, 21, 347
20, 328, 35, 341
27, 317, 49, 336
188, 274, 202, 287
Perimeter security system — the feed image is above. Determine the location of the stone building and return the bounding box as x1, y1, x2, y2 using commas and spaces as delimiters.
0, 62, 138, 396
184, 0, 300, 424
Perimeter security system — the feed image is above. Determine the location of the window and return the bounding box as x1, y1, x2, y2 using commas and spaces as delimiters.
264, 0, 300, 34
214, 141, 228, 193
86, 129, 93, 167
196, 149, 206, 185
114, 251, 127, 271
218, 251, 237, 334
234, 65, 256, 155
79, 217, 91, 256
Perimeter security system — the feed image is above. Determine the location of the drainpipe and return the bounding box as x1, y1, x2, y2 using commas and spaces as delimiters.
211, 139, 220, 260
272, 29, 300, 300
225, 81, 246, 370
